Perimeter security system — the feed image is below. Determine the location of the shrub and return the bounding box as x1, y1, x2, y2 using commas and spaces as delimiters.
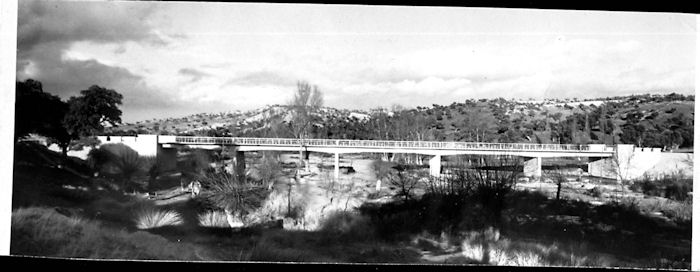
587, 186, 603, 198
660, 200, 692, 224
389, 170, 420, 201
87, 143, 150, 192
640, 180, 663, 196
631, 175, 692, 201
196, 171, 271, 225
134, 206, 184, 229
664, 179, 692, 201
254, 153, 284, 190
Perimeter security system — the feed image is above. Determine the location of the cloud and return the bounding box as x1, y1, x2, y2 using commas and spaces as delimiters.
222, 71, 297, 88
17, 0, 163, 53
15, 1, 694, 122
15, 0, 178, 122
178, 68, 211, 83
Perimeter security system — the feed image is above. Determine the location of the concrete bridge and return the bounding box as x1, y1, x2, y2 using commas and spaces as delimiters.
97, 135, 628, 180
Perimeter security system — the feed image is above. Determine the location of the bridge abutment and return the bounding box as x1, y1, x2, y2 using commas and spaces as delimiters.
588, 157, 618, 180
523, 157, 542, 179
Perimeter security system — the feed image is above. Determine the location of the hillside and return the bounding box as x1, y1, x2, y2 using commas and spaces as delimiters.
108, 93, 694, 150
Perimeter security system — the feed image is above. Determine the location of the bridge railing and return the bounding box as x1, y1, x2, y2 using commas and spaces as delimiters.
171, 136, 601, 152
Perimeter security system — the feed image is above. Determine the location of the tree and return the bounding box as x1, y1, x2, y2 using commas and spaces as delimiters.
288, 81, 323, 169
63, 85, 123, 138
459, 106, 498, 142
15, 79, 72, 154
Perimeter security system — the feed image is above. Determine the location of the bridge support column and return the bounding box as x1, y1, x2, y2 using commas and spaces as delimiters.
429, 155, 441, 177
156, 144, 178, 172
234, 150, 246, 181
524, 157, 542, 179
334, 153, 340, 180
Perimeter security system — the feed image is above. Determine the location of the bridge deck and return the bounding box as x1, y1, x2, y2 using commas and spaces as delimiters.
159, 136, 614, 154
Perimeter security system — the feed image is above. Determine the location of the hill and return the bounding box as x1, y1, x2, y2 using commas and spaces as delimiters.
108, 93, 694, 150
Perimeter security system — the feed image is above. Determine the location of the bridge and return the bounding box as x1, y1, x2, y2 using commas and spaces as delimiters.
98, 135, 620, 180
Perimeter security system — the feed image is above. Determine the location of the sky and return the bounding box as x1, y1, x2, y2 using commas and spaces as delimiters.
15, 1, 697, 122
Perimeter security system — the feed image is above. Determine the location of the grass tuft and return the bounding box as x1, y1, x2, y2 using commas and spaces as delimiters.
197, 210, 230, 228
134, 206, 184, 229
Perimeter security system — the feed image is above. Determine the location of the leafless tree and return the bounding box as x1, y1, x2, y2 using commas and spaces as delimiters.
288, 81, 323, 169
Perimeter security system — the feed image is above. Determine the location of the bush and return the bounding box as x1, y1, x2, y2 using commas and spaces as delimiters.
631, 175, 692, 201
587, 186, 603, 198
664, 179, 692, 201
133, 205, 184, 229
196, 171, 270, 219
87, 143, 150, 192
254, 153, 284, 190
389, 171, 420, 201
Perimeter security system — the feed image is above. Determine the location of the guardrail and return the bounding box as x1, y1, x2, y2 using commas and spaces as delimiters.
170, 136, 610, 152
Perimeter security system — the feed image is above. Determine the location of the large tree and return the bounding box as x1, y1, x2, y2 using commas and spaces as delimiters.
15, 79, 72, 154
63, 85, 123, 138
288, 81, 323, 169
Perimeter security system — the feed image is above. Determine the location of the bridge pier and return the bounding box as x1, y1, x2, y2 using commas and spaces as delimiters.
429, 155, 441, 177
334, 153, 340, 180
523, 157, 542, 179
234, 150, 246, 181
156, 144, 178, 172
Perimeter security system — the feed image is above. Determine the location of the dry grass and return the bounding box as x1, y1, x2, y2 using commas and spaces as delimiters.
197, 210, 230, 228
458, 230, 617, 267
11, 207, 203, 260
133, 206, 184, 229
635, 197, 692, 224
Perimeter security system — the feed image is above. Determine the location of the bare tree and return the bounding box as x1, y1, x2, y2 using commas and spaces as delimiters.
289, 81, 324, 170
466, 155, 522, 225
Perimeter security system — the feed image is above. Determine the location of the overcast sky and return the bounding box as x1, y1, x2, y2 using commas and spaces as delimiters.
15, 1, 696, 122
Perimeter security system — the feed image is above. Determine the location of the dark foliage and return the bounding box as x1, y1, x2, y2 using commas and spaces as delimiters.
63, 85, 123, 138
15, 79, 72, 153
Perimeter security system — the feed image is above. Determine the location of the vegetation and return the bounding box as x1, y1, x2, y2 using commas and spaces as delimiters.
629, 173, 693, 201
63, 85, 123, 138
87, 143, 153, 192
15, 79, 71, 153
197, 210, 230, 228
111, 92, 693, 153
11, 79, 692, 268
288, 81, 324, 168
11, 207, 202, 260
196, 171, 271, 228
16, 79, 124, 155
134, 206, 184, 229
